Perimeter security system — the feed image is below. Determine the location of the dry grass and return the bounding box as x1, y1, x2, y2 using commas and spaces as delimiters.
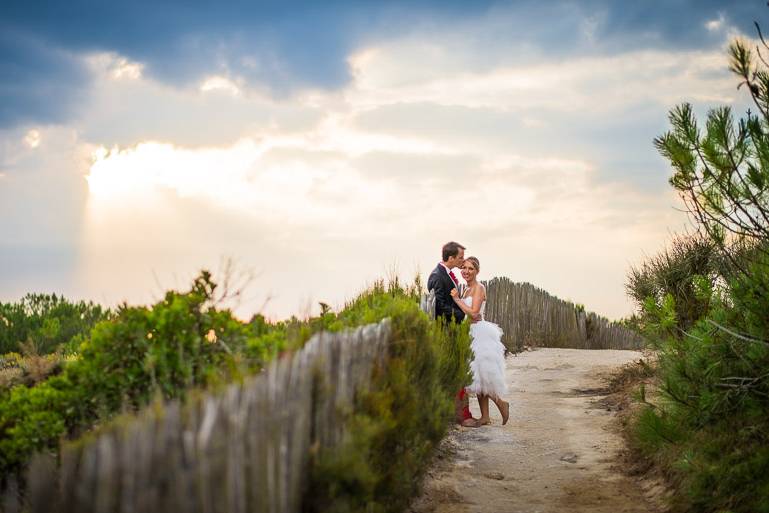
0, 340, 64, 391
0, 367, 23, 389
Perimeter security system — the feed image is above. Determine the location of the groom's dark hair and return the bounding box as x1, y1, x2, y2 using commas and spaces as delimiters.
442, 241, 466, 261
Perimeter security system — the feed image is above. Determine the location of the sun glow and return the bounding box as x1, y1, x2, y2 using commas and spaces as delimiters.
82, 137, 390, 226
200, 75, 242, 95
86, 140, 261, 203
82, 107, 455, 220
24, 129, 41, 149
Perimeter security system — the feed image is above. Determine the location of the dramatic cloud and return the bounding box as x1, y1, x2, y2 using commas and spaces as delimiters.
74, 133, 682, 319
1, 1, 765, 319
0, 30, 89, 126
0, 0, 764, 128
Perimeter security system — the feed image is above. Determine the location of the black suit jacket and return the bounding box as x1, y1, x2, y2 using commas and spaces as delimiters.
427, 263, 465, 323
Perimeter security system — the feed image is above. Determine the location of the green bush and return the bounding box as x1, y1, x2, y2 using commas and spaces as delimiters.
630, 27, 769, 511
0, 294, 111, 355
633, 256, 769, 512
0, 271, 283, 478
0, 273, 471, 513
626, 234, 718, 334
307, 281, 471, 513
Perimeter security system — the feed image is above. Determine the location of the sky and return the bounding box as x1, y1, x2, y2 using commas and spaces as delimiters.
0, 0, 766, 320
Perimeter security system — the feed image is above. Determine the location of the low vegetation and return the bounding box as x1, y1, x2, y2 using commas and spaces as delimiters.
626, 32, 769, 512
0, 293, 110, 356
308, 280, 471, 512
0, 272, 284, 477
0, 272, 471, 513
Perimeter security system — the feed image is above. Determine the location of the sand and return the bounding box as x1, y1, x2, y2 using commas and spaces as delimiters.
411, 347, 661, 513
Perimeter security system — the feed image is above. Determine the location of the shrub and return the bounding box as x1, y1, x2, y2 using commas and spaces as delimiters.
0, 342, 66, 391
630, 25, 769, 511
633, 269, 769, 511
0, 271, 283, 478
626, 234, 718, 334
0, 272, 472, 513
0, 294, 111, 355
307, 281, 471, 512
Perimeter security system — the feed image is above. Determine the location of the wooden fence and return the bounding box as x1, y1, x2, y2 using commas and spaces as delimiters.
3, 320, 391, 513
483, 277, 643, 352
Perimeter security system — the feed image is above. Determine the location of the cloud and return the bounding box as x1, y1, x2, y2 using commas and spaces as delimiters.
706, 13, 727, 32
70, 119, 686, 319
1, 0, 764, 319
0, 30, 89, 127
0, 1, 394, 128
23, 129, 40, 148
200, 76, 241, 96
346, 41, 749, 193
0, 0, 765, 128
348, 46, 737, 114
0, 125, 91, 297
75, 54, 324, 147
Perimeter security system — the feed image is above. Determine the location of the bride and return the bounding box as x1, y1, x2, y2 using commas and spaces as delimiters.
450, 256, 510, 427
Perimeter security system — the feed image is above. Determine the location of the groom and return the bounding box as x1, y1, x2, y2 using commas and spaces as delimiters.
427, 241, 477, 424
427, 241, 467, 324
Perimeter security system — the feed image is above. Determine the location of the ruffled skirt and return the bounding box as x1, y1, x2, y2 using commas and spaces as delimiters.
466, 320, 507, 398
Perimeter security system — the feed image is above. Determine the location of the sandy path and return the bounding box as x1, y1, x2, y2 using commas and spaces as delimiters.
411, 348, 658, 513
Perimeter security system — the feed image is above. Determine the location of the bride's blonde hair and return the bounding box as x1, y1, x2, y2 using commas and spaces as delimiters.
465, 256, 480, 271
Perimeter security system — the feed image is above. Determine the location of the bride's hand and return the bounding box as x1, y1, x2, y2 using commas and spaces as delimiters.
450, 288, 459, 299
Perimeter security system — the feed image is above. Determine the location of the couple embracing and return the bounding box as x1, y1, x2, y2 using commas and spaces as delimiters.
427, 241, 510, 428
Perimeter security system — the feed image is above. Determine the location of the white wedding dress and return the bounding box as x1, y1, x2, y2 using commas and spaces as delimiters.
463, 293, 507, 398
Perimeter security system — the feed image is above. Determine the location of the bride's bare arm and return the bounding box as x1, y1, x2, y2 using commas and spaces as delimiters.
470, 285, 484, 318
450, 286, 484, 319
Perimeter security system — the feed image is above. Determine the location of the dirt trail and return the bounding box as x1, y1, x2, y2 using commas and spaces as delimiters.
411, 348, 660, 513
